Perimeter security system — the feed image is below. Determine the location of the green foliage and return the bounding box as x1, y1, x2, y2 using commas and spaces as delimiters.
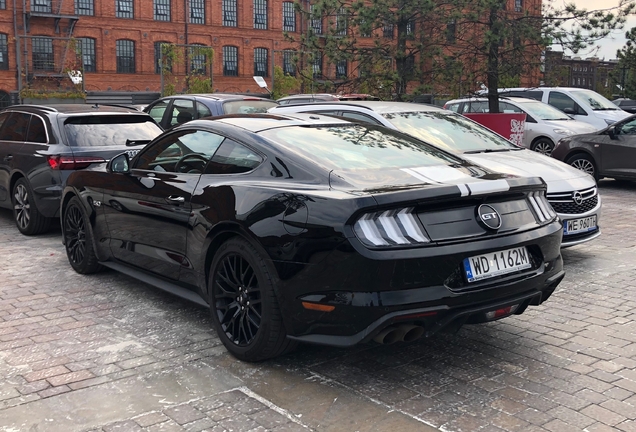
272, 66, 301, 99
159, 43, 214, 96
611, 27, 636, 98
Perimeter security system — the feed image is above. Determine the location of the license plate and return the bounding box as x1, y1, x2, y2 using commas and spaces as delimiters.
463, 246, 531, 283
563, 215, 597, 235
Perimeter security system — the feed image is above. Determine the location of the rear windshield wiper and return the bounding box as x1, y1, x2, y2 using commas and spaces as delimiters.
463, 148, 513, 154
126, 139, 151, 146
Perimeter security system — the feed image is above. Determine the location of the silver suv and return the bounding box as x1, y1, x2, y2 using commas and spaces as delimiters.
270, 101, 602, 247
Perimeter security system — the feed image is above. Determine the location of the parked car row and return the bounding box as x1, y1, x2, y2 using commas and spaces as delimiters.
2, 91, 628, 362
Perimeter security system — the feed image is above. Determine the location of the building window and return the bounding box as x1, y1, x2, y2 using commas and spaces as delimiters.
31, 0, 52, 13
75, 0, 93, 15
223, 46, 238, 76
336, 59, 347, 79
223, 0, 237, 26
0, 34, 8, 70
154, 42, 172, 74
0, 0, 5, 9
190, 44, 207, 75
254, 48, 268, 77
154, 0, 170, 21
282, 2, 295, 32
78, 37, 96, 72
312, 53, 322, 78
116, 0, 133, 18
383, 23, 394, 39
253, 0, 267, 29
514, 0, 522, 12
446, 20, 456, 43
310, 5, 322, 35
335, 8, 347, 36
32, 37, 54, 71
406, 20, 415, 35
282, 50, 295, 75
190, 0, 205, 24
116, 39, 135, 73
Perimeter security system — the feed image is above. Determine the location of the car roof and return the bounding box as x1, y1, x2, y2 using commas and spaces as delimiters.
272, 100, 446, 114
185, 112, 353, 133
447, 97, 539, 104
277, 93, 338, 100
2, 103, 145, 115
158, 93, 273, 101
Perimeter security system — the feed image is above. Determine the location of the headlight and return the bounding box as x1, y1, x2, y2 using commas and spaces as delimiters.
353, 208, 430, 247
527, 191, 557, 223
553, 128, 574, 135
604, 119, 615, 125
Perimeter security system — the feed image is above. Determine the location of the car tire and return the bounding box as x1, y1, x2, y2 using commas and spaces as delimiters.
566, 153, 599, 182
12, 178, 50, 235
208, 237, 296, 362
63, 196, 102, 274
531, 138, 555, 156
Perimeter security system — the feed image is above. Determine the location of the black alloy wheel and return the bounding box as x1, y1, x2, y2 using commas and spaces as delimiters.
12, 178, 50, 235
209, 238, 295, 361
63, 197, 102, 274
566, 153, 599, 182
532, 138, 555, 156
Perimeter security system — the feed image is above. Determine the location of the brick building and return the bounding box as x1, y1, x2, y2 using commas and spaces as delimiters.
0, 0, 304, 105
543, 50, 618, 95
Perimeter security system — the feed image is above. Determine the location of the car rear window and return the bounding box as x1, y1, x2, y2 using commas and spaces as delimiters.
259, 124, 462, 170
64, 115, 163, 147
222, 100, 278, 114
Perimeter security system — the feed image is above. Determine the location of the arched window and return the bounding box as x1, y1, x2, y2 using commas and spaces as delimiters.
223, 46, 238, 76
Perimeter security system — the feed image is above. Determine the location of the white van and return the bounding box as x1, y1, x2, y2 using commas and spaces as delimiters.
485, 87, 630, 130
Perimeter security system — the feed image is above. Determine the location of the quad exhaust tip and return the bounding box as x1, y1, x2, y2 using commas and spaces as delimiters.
373, 324, 426, 344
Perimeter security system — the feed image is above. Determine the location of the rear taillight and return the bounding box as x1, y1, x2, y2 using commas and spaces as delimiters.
353, 208, 430, 248
528, 191, 556, 223
47, 155, 106, 170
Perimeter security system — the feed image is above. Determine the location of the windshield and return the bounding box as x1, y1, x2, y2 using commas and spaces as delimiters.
570, 90, 619, 111
259, 124, 465, 170
222, 100, 278, 114
517, 100, 570, 120
381, 111, 517, 153
64, 116, 163, 147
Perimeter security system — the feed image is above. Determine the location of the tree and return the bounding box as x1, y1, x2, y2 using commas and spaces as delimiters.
289, 0, 635, 111
611, 27, 636, 99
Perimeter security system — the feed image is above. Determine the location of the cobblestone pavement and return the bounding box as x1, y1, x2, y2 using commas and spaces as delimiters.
1, 180, 635, 432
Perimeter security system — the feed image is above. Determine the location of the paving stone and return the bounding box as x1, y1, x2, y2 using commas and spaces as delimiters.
163, 404, 206, 425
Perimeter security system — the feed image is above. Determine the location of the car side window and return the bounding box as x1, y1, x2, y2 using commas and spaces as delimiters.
618, 118, 636, 135
466, 102, 489, 113
196, 102, 212, 119
0, 112, 9, 135
26, 116, 48, 143
339, 111, 383, 125
445, 103, 460, 112
205, 139, 263, 174
147, 100, 169, 124
135, 130, 224, 173
0, 112, 30, 142
169, 99, 196, 127
500, 102, 523, 114
548, 92, 586, 116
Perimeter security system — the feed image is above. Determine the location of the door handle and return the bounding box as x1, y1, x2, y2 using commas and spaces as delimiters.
166, 196, 185, 204
3, 155, 12, 162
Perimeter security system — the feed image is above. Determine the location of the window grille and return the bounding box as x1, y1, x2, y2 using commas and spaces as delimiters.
116, 39, 135, 73
312, 53, 322, 78
78, 37, 96, 72
75, 0, 93, 15
154, 0, 170, 21
32, 37, 54, 71
254, 48, 268, 77
253, 0, 267, 29
282, 50, 295, 75
282, 2, 295, 32
335, 8, 347, 36
190, 44, 207, 75
383, 23, 394, 39
190, 0, 205, 24
223, 0, 237, 26
0, 34, 8, 70
336, 59, 347, 79
514, 0, 522, 12
116, 0, 133, 18
310, 5, 322, 35
31, 0, 52, 13
223, 46, 238, 76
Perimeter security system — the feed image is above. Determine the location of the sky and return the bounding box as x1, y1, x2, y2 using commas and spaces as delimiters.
560, 0, 636, 60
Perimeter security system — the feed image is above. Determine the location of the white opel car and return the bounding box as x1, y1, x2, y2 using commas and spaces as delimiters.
443, 97, 598, 155
270, 101, 601, 247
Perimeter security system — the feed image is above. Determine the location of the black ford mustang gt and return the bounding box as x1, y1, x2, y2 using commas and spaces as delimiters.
61, 113, 565, 361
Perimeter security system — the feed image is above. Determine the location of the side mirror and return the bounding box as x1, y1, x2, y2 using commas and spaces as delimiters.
563, 108, 576, 115
107, 153, 131, 173
607, 125, 618, 140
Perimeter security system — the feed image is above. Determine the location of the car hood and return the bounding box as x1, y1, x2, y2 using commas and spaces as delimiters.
542, 119, 598, 134
593, 109, 631, 123
462, 149, 596, 193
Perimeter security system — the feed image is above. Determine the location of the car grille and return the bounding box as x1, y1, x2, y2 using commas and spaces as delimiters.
547, 187, 598, 215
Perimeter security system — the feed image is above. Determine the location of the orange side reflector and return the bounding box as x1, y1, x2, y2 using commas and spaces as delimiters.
302, 302, 336, 312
